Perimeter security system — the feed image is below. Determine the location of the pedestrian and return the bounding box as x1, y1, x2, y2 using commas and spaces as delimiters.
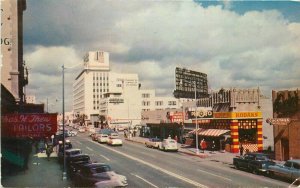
200, 139, 207, 153
239, 144, 244, 156
46, 145, 53, 161
211, 141, 216, 153
174, 135, 178, 142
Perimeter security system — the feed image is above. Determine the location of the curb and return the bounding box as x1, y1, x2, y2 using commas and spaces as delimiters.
125, 138, 209, 158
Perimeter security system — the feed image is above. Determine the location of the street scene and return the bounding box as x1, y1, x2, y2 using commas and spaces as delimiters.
1, 0, 300, 188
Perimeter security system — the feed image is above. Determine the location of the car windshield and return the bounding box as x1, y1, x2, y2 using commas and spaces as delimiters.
168, 140, 176, 143
93, 165, 112, 173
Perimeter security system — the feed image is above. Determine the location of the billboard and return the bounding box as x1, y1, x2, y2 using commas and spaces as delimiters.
185, 107, 213, 120
1, 113, 58, 138
173, 67, 208, 99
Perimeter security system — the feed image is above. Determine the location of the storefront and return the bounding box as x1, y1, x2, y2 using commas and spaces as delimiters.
213, 111, 263, 153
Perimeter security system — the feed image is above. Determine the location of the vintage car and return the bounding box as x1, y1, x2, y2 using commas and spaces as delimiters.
97, 134, 109, 143
74, 163, 128, 187
233, 152, 275, 175
267, 159, 300, 182
159, 138, 178, 152
107, 134, 123, 146
145, 138, 161, 148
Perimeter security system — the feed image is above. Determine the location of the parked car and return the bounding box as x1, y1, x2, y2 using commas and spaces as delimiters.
74, 163, 128, 187
159, 138, 178, 152
289, 177, 300, 188
59, 148, 82, 163
145, 138, 161, 148
68, 154, 91, 178
107, 134, 123, 146
233, 152, 276, 175
267, 160, 300, 182
97, 134, 109, 143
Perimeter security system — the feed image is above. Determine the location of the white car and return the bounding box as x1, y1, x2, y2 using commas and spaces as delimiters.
159, 138, 178, 152
78, 127, 86, 133
69, 130, 78, 136
97, 134, 109, 143
107, 135, 123, 146
94, 172, 128, 188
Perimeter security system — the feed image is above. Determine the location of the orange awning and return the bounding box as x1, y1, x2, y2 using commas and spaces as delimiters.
189, 129, 230, 137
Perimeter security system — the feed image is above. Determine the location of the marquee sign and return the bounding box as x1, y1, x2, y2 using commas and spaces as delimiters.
185, 107, 213, 119
1, 113, 58, 138
213, 112, 262, 119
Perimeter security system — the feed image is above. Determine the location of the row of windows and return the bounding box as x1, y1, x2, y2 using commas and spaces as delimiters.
93, 89, 109, 92
93, 83, 109, 86
142, 93, 150, 98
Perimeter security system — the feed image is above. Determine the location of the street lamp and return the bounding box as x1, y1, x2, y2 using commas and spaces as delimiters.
62, 65, 67, 180
194, 81, 199, 155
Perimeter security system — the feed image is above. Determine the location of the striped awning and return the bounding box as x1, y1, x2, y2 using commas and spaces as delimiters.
188, 129, 230, 137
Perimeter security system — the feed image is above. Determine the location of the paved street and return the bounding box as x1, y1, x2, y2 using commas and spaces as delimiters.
69, 132, 290, 188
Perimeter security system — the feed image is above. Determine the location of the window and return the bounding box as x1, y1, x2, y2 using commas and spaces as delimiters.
168, 101, 176, 105
142, 93, 150, 98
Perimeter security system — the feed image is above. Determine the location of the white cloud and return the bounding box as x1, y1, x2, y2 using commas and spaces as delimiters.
24, 1, 300, 112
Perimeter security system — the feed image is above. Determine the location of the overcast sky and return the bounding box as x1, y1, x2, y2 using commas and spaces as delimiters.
23, 0, 300, 113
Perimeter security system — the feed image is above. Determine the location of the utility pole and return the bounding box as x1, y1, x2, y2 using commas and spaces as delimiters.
62, 65, 67, 180
195, 81, 199, 155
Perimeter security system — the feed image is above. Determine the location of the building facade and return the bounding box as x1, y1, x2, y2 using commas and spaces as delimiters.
271, 89, 300, 161
1, 0, 27, 104
73, 51, 110, 121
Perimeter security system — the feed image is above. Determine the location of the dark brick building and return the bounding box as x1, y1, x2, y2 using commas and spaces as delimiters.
272, 89, 300, 161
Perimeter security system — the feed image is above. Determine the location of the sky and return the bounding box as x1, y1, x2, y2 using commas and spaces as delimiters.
23, 0, 300, 113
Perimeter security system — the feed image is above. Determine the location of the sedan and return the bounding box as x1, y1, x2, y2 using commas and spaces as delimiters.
97, 134, 109, 143
74, 163, 128, 187
145, 138, 161, 148
107, 137, 123, 146
159, 138, 178, 152
268, 159, 300, 182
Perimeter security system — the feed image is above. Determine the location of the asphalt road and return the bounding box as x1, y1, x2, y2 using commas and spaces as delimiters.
69, 132, 289, 188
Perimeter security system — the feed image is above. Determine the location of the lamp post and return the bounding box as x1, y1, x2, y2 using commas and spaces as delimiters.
194, 81, 199, 155
62, 65, 67, 180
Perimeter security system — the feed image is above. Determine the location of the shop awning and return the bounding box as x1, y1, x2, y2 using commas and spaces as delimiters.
189, 129, 230, 137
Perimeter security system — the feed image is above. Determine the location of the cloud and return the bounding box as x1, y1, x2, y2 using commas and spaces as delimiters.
24, 1, 300, 112
25, 46, 82, 112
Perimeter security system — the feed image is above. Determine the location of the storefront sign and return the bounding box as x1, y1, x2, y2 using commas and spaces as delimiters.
266, 118, 290, 125
170, 112, 183, 123
1, 113, 58, 138
185, 107, 213, 119
214, 112, 262, 119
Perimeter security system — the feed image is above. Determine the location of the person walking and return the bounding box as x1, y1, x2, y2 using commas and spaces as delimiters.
46, 145, 53, 161
239, 144, 244, 156
200, 139, 207, 153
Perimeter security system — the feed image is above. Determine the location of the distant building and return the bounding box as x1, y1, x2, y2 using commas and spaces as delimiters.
271, 89, 300, 161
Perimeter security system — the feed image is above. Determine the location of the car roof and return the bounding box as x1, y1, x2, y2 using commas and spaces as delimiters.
82, 163, 110, 169
66, 148, 81, 152
288, 159, 300, 163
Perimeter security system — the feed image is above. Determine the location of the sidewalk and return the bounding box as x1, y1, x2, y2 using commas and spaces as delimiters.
125, 136, 237, 165
1, 148, 72, 188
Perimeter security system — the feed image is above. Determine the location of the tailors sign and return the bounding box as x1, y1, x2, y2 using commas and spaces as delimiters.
1, 113, 58, 138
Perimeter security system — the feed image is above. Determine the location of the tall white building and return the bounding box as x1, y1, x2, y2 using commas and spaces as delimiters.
73, 51, 110, 121
73, 50, 183, 127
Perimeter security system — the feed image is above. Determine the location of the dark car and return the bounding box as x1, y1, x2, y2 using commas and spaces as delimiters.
74, 163, 127, 187
233, 152, 276, 175
67, 154, 91, 178
58, 148, 81, 163
267, 159, 300, 182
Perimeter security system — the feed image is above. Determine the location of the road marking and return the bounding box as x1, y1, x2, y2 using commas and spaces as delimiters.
87, 139, 208, 188
100, 154, 110, 161
131, 173, 159, 188
197, 169, 232, 182
76, 141, 82, 145
86, 146, 93, 151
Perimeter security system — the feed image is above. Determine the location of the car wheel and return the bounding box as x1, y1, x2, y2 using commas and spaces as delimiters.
234, 163, 240, 170
252, 169, 259, 175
